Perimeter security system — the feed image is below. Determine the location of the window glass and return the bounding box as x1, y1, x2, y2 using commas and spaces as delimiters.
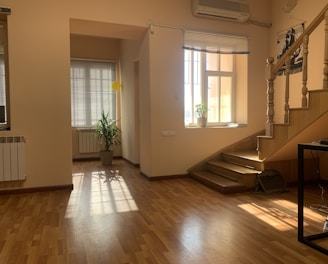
70, 60, 117, 127
0, 52, 6, 123
0, 17, 9, 130
193, 51, 201, 106
184, 50, 234, 126
220, 77, 232, 122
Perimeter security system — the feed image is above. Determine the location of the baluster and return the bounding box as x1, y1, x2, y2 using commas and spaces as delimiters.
301, 34, 309, 107
284, 59, 290, 123
265, 57, 275, 136
323, 10, 328, 89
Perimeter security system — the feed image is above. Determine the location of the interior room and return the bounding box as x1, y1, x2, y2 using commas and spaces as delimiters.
1, 0, 328, 262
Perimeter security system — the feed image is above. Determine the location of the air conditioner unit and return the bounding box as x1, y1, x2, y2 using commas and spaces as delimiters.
191, 0, 250, 22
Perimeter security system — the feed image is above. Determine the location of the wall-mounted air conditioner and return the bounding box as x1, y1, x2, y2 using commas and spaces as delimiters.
191, 0, 250, 22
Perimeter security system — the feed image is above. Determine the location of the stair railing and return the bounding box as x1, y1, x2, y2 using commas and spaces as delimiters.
265, 4, 328, 136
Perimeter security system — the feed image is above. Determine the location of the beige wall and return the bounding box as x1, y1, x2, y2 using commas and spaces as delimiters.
139, 33, 151, 176
69, 0, 272, 178
120, 39, 142, 165
70, 35, 120, 60
0, 1, 72, 190
142, 3, 271, 177
0, 0, 275, 189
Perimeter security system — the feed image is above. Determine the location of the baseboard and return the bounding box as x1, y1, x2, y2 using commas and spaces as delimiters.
0, 184, 74, 195
73, 156, 123, 162
73, 157, 100, 162
121, 157, 140, 167
140, 171, 188, 181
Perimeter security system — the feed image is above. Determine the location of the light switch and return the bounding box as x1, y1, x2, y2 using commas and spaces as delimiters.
161, 131, 176, 136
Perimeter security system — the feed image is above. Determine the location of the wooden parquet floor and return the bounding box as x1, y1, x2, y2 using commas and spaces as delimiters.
1, 159, 328, 263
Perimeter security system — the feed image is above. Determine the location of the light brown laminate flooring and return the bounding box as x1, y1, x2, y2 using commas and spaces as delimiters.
1, 159, 328, 263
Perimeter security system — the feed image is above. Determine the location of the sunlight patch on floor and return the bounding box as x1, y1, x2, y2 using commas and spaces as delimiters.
273, 199, 326, 223
238, 201, 298, 231
65, 170, 138, 218
238, 198, 328, 231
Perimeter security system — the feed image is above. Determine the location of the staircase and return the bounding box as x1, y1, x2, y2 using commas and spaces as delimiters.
189, 131, 265, 194
189, 90, 328, 194
189, 4, 328, 194
190, 150, 262, 194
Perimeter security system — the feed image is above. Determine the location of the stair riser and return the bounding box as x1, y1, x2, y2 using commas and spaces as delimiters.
190, 175, 250, 194
244, 174, 257, 188
206, 163, 257, 184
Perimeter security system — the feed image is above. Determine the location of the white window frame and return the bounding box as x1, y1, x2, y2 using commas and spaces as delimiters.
183, 31, 248, 127
184, 50, 236, 127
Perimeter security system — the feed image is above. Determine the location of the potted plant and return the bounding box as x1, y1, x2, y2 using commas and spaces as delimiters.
95, 111, 121, 165
195, 103, 208, 127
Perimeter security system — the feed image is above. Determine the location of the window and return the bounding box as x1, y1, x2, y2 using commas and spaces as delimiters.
0, 11, 10, 130
183, 31, 249, 127
70, 59, 117, 127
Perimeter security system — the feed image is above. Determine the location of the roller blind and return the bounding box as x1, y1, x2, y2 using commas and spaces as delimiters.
183, 30, 249, 54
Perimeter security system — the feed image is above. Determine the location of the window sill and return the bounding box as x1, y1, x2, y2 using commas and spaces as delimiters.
185, 123, 247, 129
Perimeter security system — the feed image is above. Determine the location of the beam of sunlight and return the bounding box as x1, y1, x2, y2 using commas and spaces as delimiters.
273, 199, 326, 223
238, 199, 328, 232
238, 202, 298, 231
65, 170, 138, 218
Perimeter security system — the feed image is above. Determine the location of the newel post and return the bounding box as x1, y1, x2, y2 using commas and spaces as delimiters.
323, 9, 328, 89
265, 57, 275, 136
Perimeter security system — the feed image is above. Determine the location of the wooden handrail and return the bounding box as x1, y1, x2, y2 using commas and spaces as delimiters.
272, 3, 328, 74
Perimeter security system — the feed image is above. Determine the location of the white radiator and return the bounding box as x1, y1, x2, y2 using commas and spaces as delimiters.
78, 129, 100, 153
0, 136, 26, 182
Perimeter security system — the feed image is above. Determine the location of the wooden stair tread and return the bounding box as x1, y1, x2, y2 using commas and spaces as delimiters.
223, 150, 262, 161
207, 160, 261, 174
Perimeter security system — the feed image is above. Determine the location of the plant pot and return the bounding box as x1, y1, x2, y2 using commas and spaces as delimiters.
197, 117, 207, 128
99, 150, 113, 165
